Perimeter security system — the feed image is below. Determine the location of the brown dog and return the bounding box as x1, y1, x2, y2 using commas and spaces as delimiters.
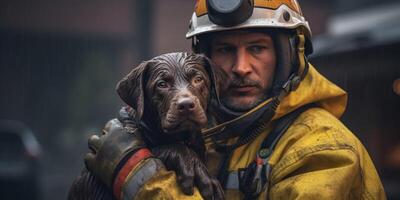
117, 52, 218, 148
68, 52, 224, 200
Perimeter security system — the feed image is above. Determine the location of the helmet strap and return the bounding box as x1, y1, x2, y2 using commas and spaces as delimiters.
279, 30, 309, 98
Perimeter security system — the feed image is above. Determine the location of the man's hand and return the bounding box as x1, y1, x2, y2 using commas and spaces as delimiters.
153, 144, 225, 200
84, 118, 146, 188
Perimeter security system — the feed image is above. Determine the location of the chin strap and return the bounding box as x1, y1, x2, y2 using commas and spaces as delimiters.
295, 30, 308, 80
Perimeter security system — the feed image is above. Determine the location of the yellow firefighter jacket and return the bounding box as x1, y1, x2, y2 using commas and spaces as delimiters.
132, 64, 386, 200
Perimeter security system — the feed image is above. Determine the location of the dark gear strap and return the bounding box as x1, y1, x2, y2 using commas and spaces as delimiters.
237, 104, 314, 199
215, 97, 279, 187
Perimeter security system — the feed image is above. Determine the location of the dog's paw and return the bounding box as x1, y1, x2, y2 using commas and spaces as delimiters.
153, 144, 224, 200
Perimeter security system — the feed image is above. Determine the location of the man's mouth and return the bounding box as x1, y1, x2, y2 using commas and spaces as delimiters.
229, 84, 260, 94
227, 78, 261, 94
231, 85, 257, 93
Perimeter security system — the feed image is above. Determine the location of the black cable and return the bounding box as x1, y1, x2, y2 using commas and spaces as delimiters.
213, 97, 280, 153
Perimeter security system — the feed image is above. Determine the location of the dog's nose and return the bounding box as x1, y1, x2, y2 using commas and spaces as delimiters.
177, 98, 196, 112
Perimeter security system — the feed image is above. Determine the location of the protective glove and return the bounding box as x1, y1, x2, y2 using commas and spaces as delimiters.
153, 144, 225, 200
84, 118, 147, 189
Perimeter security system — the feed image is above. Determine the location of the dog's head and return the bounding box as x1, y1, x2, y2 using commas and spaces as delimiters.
116, 52, 220, 135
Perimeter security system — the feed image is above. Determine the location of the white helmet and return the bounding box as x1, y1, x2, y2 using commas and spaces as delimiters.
186, 0, 312, 54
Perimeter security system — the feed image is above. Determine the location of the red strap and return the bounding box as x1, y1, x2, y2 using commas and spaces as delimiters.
255, 156, 264, 165
113, 148, 152, 199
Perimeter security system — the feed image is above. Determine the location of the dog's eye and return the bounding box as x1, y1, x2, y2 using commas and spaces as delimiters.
193, 76, 203, 85
157, 81, 169, 89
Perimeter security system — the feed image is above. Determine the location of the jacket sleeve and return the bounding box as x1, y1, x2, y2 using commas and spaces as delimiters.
133, 165, 204, 200
118, 157, 204, 200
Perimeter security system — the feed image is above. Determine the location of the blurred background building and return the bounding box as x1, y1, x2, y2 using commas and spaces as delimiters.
0, 0, 399, 199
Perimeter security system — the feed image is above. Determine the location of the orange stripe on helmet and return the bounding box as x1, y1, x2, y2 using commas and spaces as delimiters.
195, 0, 302, 17
195, 0, 207, 16
255, 0, 302, 14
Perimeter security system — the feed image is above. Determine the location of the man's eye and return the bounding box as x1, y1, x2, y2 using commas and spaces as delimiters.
156, 81, 169, 89
249, 45, 266, 53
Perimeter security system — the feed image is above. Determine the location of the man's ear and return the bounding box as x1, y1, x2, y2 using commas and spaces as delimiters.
116, 61, 151, 120
200, 54, 224, 104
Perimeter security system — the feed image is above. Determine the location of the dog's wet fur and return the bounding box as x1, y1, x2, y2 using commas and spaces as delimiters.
117, 52, 217, 147
68, 52, 222, 200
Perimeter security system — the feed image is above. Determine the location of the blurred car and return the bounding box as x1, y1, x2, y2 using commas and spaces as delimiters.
0, 120, 41, 200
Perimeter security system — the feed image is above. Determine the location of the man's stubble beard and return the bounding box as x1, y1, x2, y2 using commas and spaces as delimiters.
221, 92, 268, 112
221, 76, 271, 112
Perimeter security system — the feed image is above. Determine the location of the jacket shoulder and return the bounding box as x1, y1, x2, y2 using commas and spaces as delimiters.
269, 107, 362, 173
267, 107, 386, 199
286, 107, 359, 150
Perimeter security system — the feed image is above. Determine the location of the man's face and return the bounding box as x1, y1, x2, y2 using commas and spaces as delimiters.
210, 31, 276, 112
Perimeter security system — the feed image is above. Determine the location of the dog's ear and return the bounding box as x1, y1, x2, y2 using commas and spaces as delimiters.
116, 61, 151, 120
200, 54, 224, 104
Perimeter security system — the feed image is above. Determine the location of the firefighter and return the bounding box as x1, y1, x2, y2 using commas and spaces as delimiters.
85, 0, 386, 199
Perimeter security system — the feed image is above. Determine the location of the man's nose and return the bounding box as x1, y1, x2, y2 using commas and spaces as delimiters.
232, 49, 252, 76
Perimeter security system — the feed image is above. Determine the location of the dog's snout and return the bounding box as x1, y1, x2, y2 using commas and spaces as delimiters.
177, 98, 196, 112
